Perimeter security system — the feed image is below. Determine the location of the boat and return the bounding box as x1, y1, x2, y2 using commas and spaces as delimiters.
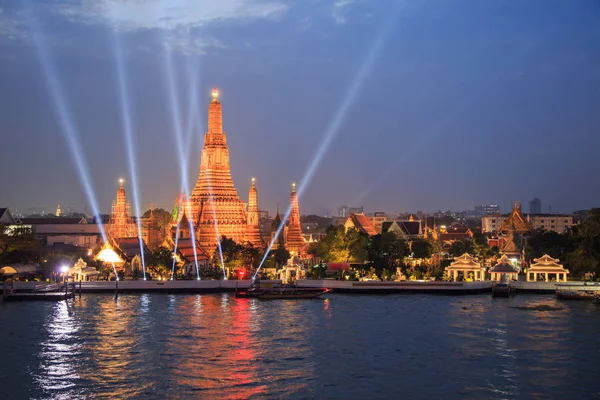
556, 290, 596, 300
235, 283, 330, 299
257, 287, 330, 300
492, 275, 514, 298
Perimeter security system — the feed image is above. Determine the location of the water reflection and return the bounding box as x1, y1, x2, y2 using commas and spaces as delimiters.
2, 294, 598, 399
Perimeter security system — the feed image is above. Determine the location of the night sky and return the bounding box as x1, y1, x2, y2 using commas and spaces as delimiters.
1, 1, 599, 216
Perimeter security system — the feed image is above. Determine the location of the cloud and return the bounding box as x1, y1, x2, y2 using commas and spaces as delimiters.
332, 0, 354, 24
0, 7, 23, 40
163, 31, 226, 55
53, 0, 288, 31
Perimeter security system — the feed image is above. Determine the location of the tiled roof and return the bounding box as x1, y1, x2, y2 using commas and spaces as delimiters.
349, 213, 377, 236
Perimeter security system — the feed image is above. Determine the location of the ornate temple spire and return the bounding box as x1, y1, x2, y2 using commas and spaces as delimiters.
188, 87, 248, 249
245, 178, 262, 248
110, 178, 134, 239
286, 182, 304, 256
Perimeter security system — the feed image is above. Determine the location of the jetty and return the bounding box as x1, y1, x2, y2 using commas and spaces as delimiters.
2, 281, 78, 302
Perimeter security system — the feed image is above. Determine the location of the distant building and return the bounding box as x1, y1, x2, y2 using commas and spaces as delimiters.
338, 205, 364, 218
474, 204, 500, 217
16, 216, 102, 249
258, 210, 269, 220
529, 198, 542, 215
366, 212, 387, 234
482, 202, 575, 234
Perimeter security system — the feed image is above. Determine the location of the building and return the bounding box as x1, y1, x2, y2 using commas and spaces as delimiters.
482, 202, 575, 234
106, 179, 137, 239
344, 213, 378, 236
16, 216, 101, 249
474, 204, 500, 218
526, 254, 569, 282
173, 88, 261, 251
285, 183, 305, 256
381, 218, 424, 240
244, 178, 262, 248
529, 198, 542, 214
0, 208, 15, 224
445, 253, 485, 281
366, 212, 387, 234
338, 205, 364, 218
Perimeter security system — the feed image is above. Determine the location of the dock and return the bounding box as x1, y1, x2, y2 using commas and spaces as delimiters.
2, 281, 78, 302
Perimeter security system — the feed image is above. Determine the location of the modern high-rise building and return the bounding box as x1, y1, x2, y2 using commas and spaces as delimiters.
474, 204, 500, 217
529, 198, 542, 215
338, 205, 364, 218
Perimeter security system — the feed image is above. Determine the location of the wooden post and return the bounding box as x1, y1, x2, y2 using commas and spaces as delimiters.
115, 279, 119, 299
79, 280, 82, 299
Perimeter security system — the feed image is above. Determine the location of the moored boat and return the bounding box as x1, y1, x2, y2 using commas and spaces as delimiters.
556, 290, 596, 300
257, 287, 330, 300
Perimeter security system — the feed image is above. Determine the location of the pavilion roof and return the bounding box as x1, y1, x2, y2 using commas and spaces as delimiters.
528, 254, 568, 273
446, 253, 483, 271
176, 239, 210, 261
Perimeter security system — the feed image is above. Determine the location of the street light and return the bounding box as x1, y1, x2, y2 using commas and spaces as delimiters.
60, 265, 69, 294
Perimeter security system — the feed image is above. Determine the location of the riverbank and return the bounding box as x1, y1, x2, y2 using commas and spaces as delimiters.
8, 279, 598, 295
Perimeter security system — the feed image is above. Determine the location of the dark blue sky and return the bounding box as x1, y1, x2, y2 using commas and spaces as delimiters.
1, 0, 599, 216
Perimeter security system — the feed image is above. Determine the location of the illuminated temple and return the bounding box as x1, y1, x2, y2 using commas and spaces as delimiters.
173, 88, 262, 251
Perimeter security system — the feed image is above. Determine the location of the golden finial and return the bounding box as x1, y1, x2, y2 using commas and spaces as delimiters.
292, 182, 296, 192
251, 177, 256, 187
119, 178, 124, 186
212, 87, 219, 99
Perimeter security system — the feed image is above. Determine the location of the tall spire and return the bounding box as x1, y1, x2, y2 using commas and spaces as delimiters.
286, 182, 304, 256
245, 178, 262, 247
110, 178, 134, 238
188, 87, 248, 249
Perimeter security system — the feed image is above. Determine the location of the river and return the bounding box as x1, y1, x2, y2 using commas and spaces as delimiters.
0, 294, 599, 399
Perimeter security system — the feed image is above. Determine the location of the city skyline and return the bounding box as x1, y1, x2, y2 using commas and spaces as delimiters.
1, 1, 599, 215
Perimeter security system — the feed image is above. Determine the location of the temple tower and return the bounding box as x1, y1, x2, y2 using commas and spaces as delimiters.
245, 178, 262, 248
286, 183, 304, 256
109, 179, 136, 239
189, 88, 247, 249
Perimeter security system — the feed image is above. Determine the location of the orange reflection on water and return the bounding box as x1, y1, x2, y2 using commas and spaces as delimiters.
170, 295, 265, 399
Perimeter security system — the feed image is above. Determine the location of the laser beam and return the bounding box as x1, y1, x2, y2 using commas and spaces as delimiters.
113, 31, 147, 279
26, 12, 116, 280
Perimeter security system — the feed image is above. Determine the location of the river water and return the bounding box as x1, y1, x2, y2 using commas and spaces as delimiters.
0, 294, 599, 399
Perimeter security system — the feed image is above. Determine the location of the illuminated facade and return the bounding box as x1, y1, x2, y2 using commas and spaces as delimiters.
285, 183, 305, 256
244, 178, 262, 248
107, 179, 137, 239
175, 88, 260, 251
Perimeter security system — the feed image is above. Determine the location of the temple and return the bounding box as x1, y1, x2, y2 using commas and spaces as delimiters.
173, 88, 260, 251
285, 183, 305, 256
244, 178, 262, 248
107, 179, 137, 239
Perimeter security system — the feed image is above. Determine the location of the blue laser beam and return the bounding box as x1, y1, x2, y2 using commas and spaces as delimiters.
254, 3, 404, 279
113, 31, 147, 280
26, 12, 116, 280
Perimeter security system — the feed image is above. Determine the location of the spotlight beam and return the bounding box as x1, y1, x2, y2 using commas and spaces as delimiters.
254, 4, 403, 279
26, 12, 116, 279
163, 41, 201, 280
113, 31, 147, 280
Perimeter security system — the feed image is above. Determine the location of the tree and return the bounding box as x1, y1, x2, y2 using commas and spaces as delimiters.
411, 239, 433, 259
449, 239, 474, 257
565, 208, 600, 277
307, 225, 368, 263
367, 232, 409, 273
143, 208, 173, 244
525, 230, 573, 262
0, 225, 41, 263
274, 244, 290, 268
147, 246, 174, 280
